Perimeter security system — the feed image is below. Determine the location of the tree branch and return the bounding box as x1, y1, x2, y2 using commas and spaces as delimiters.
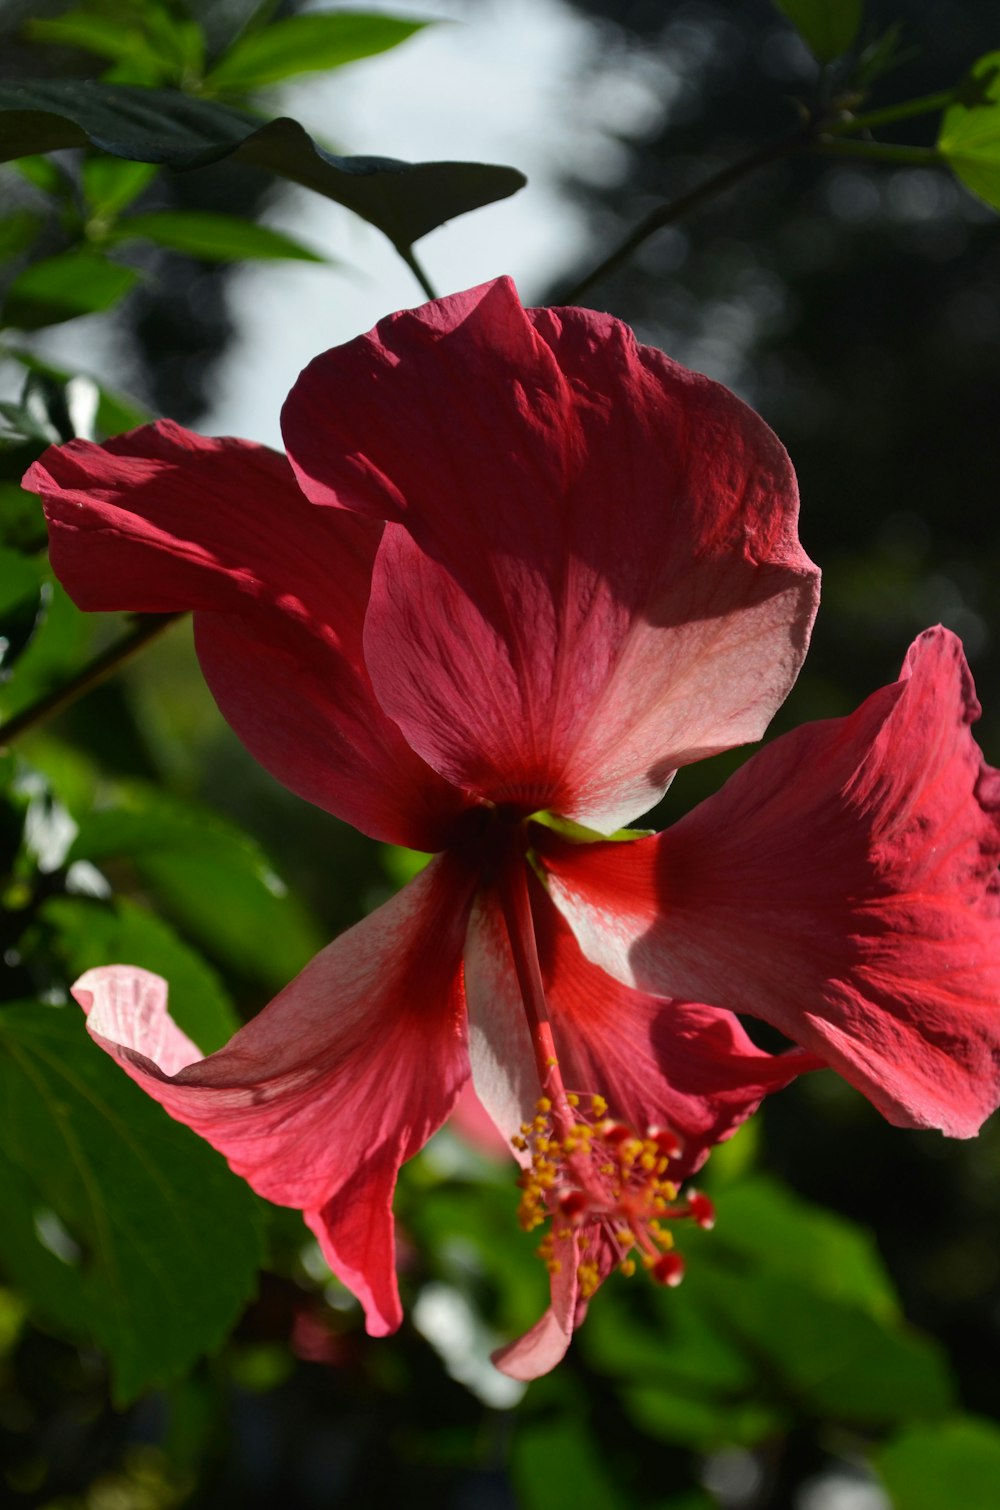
556, 123, 816, 306
0, 612, 185, 749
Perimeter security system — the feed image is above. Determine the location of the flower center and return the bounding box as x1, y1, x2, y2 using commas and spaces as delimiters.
512, 1092, 714, 1299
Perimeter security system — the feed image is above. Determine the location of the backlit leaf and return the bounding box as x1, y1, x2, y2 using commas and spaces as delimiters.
111, 208, 326, 261
2, 249, 140, 330
938, 53, 1000, 211
204, 10, 427, 94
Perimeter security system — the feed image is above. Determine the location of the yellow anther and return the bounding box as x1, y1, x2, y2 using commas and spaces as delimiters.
591, 1094, 608, 1116
617, 1228, 636, 1247
620, 1258, 636, 1278
536, 1097, 552, 1114
566, 1093, 580, 1107
546, 1057, 558, 1068
511, 1135, 527, 1151
640, 1153, 657, 1171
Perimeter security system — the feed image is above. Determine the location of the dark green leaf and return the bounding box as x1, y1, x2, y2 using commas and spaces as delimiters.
111, 208, 326, 261
511, 1413, 630, 1510
772, 0, 863, 62
706, 1174, 899, 1320
0, 577, 91, 727
0, 210, 42, 261
0, 481, 48, 553
938, 53, 1000, 211
204, 11, 426, 93
3, 249, 141, 330
0, 79, 526, 251
40, 895, 239, 1054
0, 1003, 261, 1402
0, 550, 46, 682
695, 1265, 953, 1425
875, 1417, 1000, 1510
68, 783, 324, 992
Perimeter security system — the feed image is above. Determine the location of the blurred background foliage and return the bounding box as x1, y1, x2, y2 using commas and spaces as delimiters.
1, 0, 1000, 1505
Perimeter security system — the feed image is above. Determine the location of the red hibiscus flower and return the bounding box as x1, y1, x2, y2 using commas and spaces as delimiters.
23, 278, 1000, 1379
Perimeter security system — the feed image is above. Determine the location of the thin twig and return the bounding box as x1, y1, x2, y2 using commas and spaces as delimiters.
556, 122, 816, 305
813, 139, 943, 166
828, 89, 954, 135
0, 612, 185, 749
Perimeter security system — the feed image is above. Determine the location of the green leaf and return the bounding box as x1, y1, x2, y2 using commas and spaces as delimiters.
0, 482, 48, 554
938, 53, 1000, 212
110, 208, 326, 262
23, 1, 205, 89
772, 0, 863, 62
0, 578, 89, 725
83, 155, 158, 217
0, 210, 42, 261
39, 895, 239, 1054
0, 1003, 261, 1402
26, 12, 167, 69
875, 1417, 1000, 1510
707, 1174, 899, 1321
694, 1264, 954, 1425
0, 550, 46, 682
581, 1173, 953, 1446
68, 782, 324, 993
2, 249, 141, 330
511, 1412, 630, 1510
205, 10, 427, 93
0, 79, 526, 252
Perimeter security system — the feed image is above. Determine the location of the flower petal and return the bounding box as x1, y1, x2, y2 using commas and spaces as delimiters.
25, 421, 466, 848
72, 853, 476, 1334
542, 628, 1000, 1137
462, 891, 541, 1163
491, 1225, 579, 1381
283, 278, 819, 830
529, 877, 818, 1177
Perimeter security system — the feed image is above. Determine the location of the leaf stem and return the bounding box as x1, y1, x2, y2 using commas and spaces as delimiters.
814, 139, 943, 166
0, 612, 185, 749
399, 244, 439, 301
557, 122, 816, 304
830, 90, 954, 135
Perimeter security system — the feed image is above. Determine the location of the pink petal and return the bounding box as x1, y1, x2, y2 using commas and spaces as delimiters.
543, 628, 1000, 1138
462, 892, 542, 1163
529, 876, 819, 1178
283, 278, 820, 831
24, 421, 466, 849
463, 873, 813, 1179
72, 854, 476, 1335
491, 1228, 579, 1381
